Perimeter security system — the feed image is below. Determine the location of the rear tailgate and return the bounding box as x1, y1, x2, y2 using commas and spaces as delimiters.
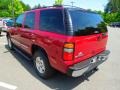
68, 9, 108, 64
73, 33, 108, 63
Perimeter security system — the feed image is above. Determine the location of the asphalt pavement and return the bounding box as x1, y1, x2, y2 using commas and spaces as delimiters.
0, 27, 120, 90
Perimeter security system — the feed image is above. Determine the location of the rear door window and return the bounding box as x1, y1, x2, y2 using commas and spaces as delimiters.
24, 12, 35, 29
39, 9, 65, 34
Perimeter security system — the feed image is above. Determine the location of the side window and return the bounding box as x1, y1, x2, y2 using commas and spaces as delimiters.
16, 14, 25, 27
24, 12, 35, 29
40, 9, 65, 34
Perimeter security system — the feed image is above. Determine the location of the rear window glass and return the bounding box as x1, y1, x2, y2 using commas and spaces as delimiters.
69, 10, 107, 36
39, 9, 65, 34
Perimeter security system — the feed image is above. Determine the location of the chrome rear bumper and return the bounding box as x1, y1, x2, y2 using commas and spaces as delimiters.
67, 50, 110, 77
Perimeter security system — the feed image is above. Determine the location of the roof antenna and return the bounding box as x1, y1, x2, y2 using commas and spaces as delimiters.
71, 1, 75, 7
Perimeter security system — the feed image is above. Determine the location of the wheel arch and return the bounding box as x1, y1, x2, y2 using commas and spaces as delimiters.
31, 44, 49, 59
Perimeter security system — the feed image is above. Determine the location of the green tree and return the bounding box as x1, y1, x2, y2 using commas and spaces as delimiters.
0, 11, 10, 17
54, 0, 63, 6
32, 4, 41, 9
8, 0, 24, 17
0, 0, 11, 17
0, 0, 31, 17
110, 0, 120, 11
100, 11, 120, 24
0, 0, 11, 10
20, 1, 31, 11
105, 0, 120, 12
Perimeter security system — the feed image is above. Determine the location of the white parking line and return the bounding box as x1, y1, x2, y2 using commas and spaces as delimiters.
0, 82, 17, 90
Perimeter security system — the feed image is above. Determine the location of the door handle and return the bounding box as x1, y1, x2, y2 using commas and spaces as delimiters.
30, 34, 36, 39
44, 36, 52, 43
30, 33, 34, 36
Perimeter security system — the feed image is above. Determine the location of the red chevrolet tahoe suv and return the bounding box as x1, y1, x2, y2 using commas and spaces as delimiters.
7, 6, 110, 79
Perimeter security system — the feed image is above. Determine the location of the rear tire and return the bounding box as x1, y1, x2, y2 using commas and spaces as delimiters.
33, 49, 55, 79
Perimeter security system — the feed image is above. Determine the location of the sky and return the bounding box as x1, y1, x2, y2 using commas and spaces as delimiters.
21, 0, 109, 11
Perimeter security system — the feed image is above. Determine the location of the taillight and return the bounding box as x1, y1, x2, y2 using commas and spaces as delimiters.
63, 43, 74, 61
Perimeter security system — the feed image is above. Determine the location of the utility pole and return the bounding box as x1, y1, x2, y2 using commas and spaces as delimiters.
71, 1, 75, 7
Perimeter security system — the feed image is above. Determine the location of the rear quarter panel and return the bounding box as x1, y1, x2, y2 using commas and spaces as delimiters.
32, 30, 71, 73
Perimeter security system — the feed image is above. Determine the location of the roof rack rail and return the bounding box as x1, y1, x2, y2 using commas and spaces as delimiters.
40, 5, 62, 8
41, 5, 81, 8
31, 5, 62, 10
63, 5, 80, 8
42, 5, 86, 10
31, 5, 86, 11
63, 5, 86, 10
